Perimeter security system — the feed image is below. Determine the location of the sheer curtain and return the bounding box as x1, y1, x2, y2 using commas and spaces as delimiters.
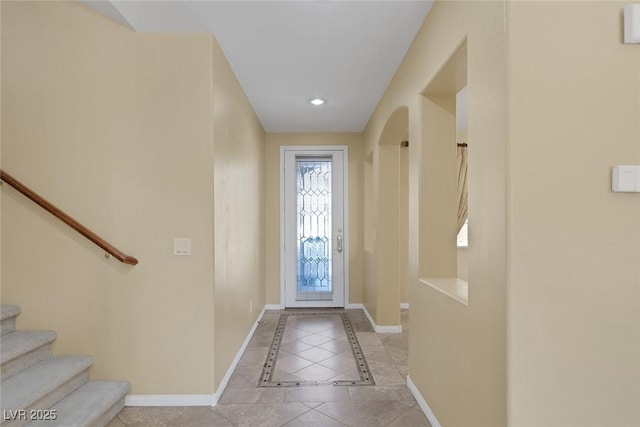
457, 145, 468, 233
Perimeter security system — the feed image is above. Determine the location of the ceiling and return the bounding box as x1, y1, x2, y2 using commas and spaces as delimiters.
81, 1, 434, 133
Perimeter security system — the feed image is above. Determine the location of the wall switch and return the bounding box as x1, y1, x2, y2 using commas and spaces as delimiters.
612, 165, 640, 192
173, 238, 192, 256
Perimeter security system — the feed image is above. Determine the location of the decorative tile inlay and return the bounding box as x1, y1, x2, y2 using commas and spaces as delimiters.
258, 312, 375, 387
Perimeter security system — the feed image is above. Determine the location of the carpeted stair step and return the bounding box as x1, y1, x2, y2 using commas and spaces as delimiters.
1, 305, 22, 336
27, 380, 130, 427
1, 355, 94, 427
1, 331, 57, 380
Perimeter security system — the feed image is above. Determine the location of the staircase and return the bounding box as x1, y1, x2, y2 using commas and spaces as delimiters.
0, 305, 129, 427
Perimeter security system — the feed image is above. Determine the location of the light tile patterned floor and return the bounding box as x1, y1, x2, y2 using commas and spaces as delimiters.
258, 311, 373, 387
108, 309, 431, 427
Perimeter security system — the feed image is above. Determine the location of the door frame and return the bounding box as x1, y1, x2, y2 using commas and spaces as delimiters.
279, 145, 350, 308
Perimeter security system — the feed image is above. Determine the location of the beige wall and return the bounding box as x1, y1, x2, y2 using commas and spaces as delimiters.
457, 247, 468, 281
264, 133, 363, 306
507, 2, 640, 426
212, 37, 265, 389
363, 158, 375, 317
1, 1, 215, 394
365, 0, 638, 425
1, 1, 265, 396
0, 0, 3, 288
363, 1, 507, 425
400, 146, 409, 303
374, 144, 402, 325
362, 106, 408, 327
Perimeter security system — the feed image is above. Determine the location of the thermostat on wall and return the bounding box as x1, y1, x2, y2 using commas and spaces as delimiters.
612, 165, 640, 192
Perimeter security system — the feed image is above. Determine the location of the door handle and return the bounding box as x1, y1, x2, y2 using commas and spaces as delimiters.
337, 235, 343, 253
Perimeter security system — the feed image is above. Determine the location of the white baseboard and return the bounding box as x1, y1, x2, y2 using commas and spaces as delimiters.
345, 303, 363, 309
211, 305, 267, 406
361, 304, 375, 328
125, 306, 267, 408
407, 375, 441, 427
361, 304, 402, 333
400, 303, 409, 309
264, 304, 283, 310
125, 395, 215, 407
375, 324, 402, 333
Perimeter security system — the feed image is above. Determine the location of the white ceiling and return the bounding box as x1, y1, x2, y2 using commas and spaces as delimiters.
82, 1, 434, 133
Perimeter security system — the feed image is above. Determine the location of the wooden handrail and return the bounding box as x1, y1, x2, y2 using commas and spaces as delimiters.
0, 169, 138, 265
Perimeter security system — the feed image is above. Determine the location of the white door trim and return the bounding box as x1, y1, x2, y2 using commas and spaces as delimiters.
280, 145, 350, 308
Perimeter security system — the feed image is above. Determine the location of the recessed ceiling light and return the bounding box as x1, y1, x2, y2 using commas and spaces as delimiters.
309, 98, 326, 106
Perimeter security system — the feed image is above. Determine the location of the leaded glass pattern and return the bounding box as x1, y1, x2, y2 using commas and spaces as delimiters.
296, 158, 332, 298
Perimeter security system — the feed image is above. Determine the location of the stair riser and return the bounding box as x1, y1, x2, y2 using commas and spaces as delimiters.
1, 317, 17, 336
26, 382, 130, 427
90, 395, 126, 427
2, 344, 53, 381
3, 370, 89, 427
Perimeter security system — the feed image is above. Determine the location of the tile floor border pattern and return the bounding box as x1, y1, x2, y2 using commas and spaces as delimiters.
258, 312, 375, 387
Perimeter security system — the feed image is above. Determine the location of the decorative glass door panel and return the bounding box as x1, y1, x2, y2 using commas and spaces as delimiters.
296, 158, 332, 301
283, 148, 346, 308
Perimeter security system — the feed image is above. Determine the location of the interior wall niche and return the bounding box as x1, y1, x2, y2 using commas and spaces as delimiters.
419, 40, 468, 285
456, 86, 469, 281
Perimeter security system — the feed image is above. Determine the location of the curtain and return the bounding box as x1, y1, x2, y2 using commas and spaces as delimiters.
457, 145, 468, 233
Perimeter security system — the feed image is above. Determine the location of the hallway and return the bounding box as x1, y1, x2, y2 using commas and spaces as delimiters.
107, 309, 430, 426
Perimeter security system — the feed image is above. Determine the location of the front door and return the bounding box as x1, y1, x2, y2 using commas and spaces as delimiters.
282, 147, 347, 308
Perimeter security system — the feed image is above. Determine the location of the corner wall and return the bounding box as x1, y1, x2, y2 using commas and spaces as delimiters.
506, 2, 640, 425
212, 37, 265, 389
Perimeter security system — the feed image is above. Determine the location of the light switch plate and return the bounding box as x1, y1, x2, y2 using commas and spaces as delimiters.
625, 4, 640, 44
612, 165, 640, 192
173, 238, 192, 256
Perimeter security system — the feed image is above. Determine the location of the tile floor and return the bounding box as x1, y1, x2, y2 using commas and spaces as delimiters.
257, 310, 374, 387
107, 309, 431, 427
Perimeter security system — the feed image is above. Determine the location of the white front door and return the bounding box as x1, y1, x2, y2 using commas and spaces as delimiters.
282, 146, 348, 308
